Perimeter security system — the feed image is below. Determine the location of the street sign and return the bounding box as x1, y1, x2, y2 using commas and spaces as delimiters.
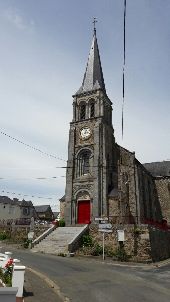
98, 226, 113, 261
99, 229, 112, 233
95, 217, 108, 221
99, 223, 112, 230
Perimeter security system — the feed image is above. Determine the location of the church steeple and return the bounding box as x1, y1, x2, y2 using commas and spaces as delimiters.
75, 27, 106, 95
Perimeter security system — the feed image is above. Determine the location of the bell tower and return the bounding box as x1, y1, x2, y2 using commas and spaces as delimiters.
64, 27, 115, 225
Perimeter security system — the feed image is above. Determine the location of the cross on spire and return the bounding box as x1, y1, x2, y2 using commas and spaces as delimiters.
93, 17, 97, 34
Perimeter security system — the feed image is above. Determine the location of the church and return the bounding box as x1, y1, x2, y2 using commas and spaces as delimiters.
60, 28, 170, 229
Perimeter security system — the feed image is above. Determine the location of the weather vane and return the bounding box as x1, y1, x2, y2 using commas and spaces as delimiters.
93, 17, 97, 33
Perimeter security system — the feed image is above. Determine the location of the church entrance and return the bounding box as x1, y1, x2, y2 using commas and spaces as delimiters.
77, 200, 90, 224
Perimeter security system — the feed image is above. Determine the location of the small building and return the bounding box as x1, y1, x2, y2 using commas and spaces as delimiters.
0, 196, 36, 225
34, 205, 54, 221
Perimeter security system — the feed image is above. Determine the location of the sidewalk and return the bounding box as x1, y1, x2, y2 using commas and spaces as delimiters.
24, 268, 64, 302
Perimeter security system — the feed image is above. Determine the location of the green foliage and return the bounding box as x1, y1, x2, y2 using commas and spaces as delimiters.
0, 259, 14, 286
105, 246, 115, 257
134, 226, 141, 235
81, 234, 93, 247
113, 247, 131, 262
91, 243, 103, 256
0, 267, 3, 280
0, 231, 10, 240
23, 239, 32, 248
58, 219, 65, 227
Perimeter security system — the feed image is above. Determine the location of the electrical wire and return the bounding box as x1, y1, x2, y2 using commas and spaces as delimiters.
0, 189, 59, 200
0, 176, 65, 180
0, 130, 66, 162
122, 0, 126, 139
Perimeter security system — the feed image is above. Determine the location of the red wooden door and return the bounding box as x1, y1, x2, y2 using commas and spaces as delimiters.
77, 200, 90, 224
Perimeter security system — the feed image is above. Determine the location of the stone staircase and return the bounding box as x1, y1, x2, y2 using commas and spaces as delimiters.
31, 225, 88, 255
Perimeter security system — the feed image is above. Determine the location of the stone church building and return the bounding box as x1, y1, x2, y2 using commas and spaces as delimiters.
60, 29, 170, 230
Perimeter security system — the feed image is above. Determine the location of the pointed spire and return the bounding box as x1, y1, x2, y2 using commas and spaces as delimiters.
75, 23, 106, 95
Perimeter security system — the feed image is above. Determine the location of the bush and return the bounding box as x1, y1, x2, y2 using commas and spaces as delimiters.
105, 246, 115, 257
81, 234, 93, 247
23, 239, 32, 248
113, 247, 131, 262
134, 226, 141, 235
0, 259, 14, 286
0, 231, 10, 240
59, 219, 65, 227
91, 243, 103, 256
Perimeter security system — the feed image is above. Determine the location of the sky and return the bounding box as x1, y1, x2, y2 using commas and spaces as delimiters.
0, 0, 170, 211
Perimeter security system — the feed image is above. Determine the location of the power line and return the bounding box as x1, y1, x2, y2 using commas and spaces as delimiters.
122, 0, 126, 139
0, 176, 65, 180
0, 130, 66, 162
0, 189, 60, 201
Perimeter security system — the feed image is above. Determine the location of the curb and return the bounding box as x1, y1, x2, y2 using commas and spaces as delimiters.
76, 254, 170, 269
26, 267, 70, 302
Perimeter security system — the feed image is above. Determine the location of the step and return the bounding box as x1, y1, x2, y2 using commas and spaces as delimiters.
31, 225, 87, 255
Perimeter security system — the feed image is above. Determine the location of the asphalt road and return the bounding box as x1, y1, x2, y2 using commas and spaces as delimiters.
4, 248, 170, 302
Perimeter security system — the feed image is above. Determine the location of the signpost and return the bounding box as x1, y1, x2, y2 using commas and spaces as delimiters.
96, 217, 112, 260
98, 223, 112, 230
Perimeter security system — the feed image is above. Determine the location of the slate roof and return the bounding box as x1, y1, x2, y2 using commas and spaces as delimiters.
143, 161, 170, 177
34, 205, 51, 213
0, 196, 33, 207
75, 30, 106, 95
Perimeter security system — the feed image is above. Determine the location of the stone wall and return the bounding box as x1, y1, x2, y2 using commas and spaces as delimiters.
89, 224, 151, 262
0, 225, 50, 243
155, 177, 170, 224
88, 223, 170, 262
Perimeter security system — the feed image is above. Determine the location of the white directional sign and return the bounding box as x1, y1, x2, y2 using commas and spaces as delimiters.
99, 223, 112, 230
99, 229, 112, 233
95, 217, 108, 221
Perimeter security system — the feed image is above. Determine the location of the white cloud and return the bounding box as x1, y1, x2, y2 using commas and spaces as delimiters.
3, 7, 35, 31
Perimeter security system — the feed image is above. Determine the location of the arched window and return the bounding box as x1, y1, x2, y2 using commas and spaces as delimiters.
89, 99, 95, 118
80, 103, 86, 120
76, 150, 91, 177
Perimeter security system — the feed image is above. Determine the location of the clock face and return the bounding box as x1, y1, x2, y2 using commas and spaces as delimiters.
80, 128, 91, 139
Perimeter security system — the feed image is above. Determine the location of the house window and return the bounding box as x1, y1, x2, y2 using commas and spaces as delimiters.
23, 207, 30, 216
76, 150, 91, 177
9, 206, 15, 214
80, 103, 86, 120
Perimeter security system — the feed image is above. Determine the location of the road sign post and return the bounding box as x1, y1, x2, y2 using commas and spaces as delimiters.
98, 222, 112, 261
103, 232, 105, 261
